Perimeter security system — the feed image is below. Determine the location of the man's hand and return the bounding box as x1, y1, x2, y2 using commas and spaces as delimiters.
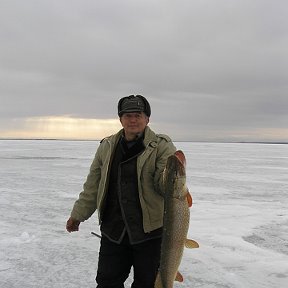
66, 217, 81, 232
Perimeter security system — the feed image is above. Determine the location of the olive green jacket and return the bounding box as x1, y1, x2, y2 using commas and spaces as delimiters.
70, 126, 176, 233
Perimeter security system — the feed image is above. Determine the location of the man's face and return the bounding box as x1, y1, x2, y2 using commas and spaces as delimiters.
120, 112, 149, 137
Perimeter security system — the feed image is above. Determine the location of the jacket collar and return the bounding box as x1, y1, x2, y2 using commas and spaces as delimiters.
109, 126, 157, 148
143, 126, 158, 147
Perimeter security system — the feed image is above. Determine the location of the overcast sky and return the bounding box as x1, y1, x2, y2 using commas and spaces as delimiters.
1, 0, 287, 142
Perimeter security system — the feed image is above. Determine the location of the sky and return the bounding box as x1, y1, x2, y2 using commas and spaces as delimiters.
1, 0, 288, 142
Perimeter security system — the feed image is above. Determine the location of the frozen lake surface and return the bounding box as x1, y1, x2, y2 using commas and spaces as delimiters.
0, 140, 287, 287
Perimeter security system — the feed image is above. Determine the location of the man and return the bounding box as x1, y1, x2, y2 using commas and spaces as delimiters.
66, 95, 176, 288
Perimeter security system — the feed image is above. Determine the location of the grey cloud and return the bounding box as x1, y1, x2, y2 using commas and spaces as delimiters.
1, 0, 288, 141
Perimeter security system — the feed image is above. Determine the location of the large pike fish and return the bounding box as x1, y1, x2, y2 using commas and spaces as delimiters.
155, 150, 199, 288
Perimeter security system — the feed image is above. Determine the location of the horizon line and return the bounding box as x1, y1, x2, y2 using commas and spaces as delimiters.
0, 137, 287, 145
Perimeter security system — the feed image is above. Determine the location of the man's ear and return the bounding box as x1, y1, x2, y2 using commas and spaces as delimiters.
119, 117, 123, 126
146, 117, 149, 124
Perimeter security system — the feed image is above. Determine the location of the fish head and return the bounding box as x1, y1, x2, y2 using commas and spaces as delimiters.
164, 153, 188, 201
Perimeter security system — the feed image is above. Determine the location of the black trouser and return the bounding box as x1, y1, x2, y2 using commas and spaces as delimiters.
96, 233, 161, 288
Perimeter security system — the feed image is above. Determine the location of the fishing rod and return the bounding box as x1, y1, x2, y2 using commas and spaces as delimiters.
91, 231, 102, 239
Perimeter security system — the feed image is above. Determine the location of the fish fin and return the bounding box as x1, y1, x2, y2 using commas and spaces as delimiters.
175, 271, 184, 282
186, 190, 193, 207
185, 239, 200, 249
154, 272, 163, 288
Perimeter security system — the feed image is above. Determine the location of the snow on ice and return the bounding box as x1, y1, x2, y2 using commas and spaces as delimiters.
0, 140, 287, 287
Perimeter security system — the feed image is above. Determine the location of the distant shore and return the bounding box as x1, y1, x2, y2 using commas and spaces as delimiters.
0, 138, 287, 144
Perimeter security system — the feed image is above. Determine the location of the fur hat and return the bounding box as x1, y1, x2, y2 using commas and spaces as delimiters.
118, 95, 151, 117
